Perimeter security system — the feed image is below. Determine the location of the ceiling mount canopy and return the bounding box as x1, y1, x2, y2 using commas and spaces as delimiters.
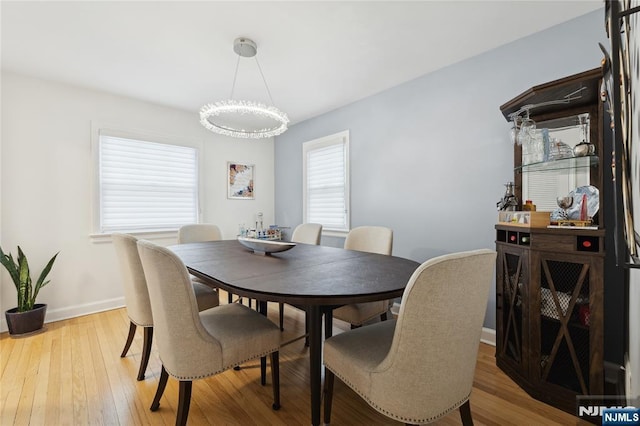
200, 37, 289, 139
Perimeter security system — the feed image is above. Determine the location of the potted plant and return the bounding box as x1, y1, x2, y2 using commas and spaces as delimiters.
1, 246, 58, 336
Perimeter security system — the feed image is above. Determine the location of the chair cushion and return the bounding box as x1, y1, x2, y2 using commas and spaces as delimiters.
199, 303, 280, 371
324, 319, 395, 394
192, 280, 219, 311
332, 300, 390, 326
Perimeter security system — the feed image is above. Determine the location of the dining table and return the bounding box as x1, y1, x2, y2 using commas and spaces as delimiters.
168, 239, 420, 426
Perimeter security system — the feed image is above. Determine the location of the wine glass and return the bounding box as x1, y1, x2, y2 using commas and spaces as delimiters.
518, 115, 536, 146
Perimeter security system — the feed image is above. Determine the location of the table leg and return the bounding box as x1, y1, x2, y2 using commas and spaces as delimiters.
308, 305, 322, 426
258, 300, 268, 385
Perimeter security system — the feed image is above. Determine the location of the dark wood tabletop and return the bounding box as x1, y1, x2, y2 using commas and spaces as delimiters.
168, 239, 420, 306
168, 239, 420, 426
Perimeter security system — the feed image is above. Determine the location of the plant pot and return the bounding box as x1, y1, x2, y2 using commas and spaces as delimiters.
5, 303, 47, 337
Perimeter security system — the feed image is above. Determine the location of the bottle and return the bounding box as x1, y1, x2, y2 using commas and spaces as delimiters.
523, 200, 537, 211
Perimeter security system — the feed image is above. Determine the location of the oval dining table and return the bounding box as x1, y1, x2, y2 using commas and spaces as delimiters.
168, 239, 420, 426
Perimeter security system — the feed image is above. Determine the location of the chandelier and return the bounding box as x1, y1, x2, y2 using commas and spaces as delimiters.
200, 38, 289, 139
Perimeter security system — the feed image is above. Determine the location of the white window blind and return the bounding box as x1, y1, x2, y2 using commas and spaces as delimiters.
303, 131, 349, 232
99, 135, 198, 232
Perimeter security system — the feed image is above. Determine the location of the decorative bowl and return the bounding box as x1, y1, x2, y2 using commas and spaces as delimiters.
237, 237, 296, 255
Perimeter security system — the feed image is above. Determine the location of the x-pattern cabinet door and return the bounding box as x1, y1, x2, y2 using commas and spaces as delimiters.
529, 249, 603, 399
496, 243, 530, 378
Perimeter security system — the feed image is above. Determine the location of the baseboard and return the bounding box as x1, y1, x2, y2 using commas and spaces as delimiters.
481, 327, 496, 346
0, 297, 125, 333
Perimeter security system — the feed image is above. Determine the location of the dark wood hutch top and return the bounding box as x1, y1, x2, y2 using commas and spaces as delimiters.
499, 68, 602, 121
498, 67, 605, 222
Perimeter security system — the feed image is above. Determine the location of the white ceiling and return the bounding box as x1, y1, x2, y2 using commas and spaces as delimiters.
1, 1, 602, 125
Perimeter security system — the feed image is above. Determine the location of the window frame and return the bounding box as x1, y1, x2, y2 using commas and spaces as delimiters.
90, 123, 203, 241
302, 130, 350, 236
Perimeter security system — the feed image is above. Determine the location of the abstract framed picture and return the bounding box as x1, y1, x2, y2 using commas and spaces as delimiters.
227, 162, 254, 200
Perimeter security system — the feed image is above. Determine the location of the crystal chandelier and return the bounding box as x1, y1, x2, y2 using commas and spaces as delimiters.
200, 38, 289, 139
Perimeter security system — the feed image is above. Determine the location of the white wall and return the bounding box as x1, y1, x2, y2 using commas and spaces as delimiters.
0, 72, 274, 330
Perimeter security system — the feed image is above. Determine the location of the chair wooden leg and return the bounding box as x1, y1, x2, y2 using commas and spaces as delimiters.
120, 321, 137, 357
323, 367, 335, 424
176, 380, 192, 426
271, 351, 281, 410
150, 366, 169, 411
260, 356, 267, 385
459, 400, 473, 426
380, 312, 388, 322
279, 302, 285, 331
137, 326, 153, 381
227, 292, 233, 303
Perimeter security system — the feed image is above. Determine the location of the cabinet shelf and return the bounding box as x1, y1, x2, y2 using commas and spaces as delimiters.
515, 155, 599, 173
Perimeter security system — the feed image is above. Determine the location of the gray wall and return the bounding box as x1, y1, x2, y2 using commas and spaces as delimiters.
275, 10, 607, 329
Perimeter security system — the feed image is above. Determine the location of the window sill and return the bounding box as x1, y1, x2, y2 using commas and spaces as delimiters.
89, 229, 178, 244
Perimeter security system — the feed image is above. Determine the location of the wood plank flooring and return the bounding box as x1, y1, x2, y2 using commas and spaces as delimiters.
1, 292, 590, 425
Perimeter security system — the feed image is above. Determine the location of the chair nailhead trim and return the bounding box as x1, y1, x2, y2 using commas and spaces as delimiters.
162, 347, 279, 381
325, 364, 471, 424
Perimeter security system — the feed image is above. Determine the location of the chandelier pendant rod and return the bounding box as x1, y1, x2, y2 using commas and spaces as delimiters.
254, 56, 276, 106
229, 55, 241, 100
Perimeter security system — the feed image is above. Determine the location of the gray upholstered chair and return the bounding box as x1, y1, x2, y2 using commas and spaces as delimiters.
112, 232, 218, 381
136, 240, 281, 426
331, 226, 394, 331
291, 222, 323, 245
178, 223, 231, 303
278, 223, 323, 331
323, 249, 496, 425
177, 223, 222, 243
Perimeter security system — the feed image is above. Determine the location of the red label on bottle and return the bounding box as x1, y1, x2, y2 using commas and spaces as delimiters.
583, 240, 592, 248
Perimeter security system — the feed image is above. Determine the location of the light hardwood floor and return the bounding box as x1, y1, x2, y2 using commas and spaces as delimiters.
1, 292, 590, 425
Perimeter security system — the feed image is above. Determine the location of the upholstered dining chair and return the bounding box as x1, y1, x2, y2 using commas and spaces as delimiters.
177, 223, 233, 304
177, 223, 223, 243
330, 226, 394, 332
278, 223, 323, 331
112, 232, 218, 381
136, 240, 281, 426
291, 222, 323, 245
323, 249, 496, 425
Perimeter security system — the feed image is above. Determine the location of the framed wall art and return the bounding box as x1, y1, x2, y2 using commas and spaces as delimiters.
227, 162, 254, 200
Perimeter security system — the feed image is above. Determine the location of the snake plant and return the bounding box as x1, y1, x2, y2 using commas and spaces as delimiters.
0, 246, 58, 312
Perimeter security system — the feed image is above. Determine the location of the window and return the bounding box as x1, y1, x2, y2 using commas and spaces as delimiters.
97, 133, 199, 233
302, 131, 349, 233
